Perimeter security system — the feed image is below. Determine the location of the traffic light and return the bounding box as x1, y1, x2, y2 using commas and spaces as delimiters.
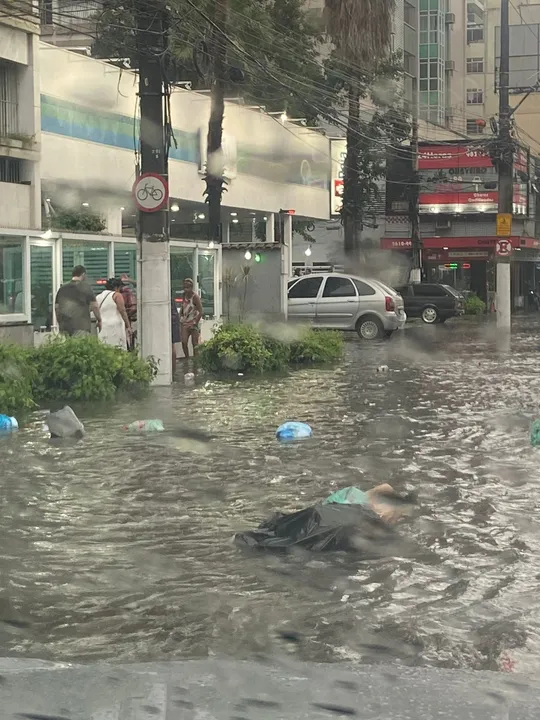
444, 263, 458, 269
254, 252, 262, 263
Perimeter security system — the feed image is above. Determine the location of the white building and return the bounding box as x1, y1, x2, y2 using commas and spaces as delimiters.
0, 37, 331, 346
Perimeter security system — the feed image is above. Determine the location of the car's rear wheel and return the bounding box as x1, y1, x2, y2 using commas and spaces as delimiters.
421, 306, 439, 324
356, 315, 384, 340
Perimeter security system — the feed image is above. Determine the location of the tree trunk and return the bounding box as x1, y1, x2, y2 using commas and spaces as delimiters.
343, 82, 362, 265
206, 0, 228, 244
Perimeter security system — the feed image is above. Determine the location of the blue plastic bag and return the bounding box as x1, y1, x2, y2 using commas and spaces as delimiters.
276, 421, 312, 442
0, 414, 18, 433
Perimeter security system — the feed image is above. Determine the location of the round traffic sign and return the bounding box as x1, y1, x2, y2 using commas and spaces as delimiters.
133, 173, 169, 213
496, 239, 512, 257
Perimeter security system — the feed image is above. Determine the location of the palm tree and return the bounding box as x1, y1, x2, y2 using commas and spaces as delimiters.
324, 0, 396, 258
205, 0, 229, 245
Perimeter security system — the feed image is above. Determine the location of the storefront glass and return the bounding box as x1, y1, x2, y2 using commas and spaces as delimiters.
30, 245, 54, 330
170, 247, 194, 303
114, 242, 137, 279
62, 240, 109, 294
198, 250, 215, 317
0, 235, 24, 315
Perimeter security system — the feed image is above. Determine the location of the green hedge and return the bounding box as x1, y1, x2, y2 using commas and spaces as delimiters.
0, 336, 156, 416
464, 293, 486, 315
197, 323, 344, 375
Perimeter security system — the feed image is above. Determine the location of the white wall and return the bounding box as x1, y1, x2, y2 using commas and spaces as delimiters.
39, 44, 331, 220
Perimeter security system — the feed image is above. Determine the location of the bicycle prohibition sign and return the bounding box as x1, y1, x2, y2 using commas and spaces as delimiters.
133, 172, 169, 212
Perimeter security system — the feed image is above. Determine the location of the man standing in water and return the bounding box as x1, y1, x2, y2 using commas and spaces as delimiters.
179, 278, 203, 358
55, 265, 102, 336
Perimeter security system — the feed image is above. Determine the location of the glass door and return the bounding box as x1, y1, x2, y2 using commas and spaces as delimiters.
30, 243, 55, 331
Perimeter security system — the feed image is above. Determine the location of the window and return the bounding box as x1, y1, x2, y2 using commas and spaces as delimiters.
62, 241, 110, 295
0, 235, 24, 315
288, 276, 322, 299
466, 119, 484, 135
0, 157, 21, 183
467, 26, 484, 43
198, 250, 215, 317
39, 0, 53, 24
466, 88, 484, 104
0, 60, 19, 136
322, 277, 356, 298
413, 284, 447, 297
404, 1, 417, 28
466, 57, 484, 73
353, 279, 376, 296
403, 51, 416, 76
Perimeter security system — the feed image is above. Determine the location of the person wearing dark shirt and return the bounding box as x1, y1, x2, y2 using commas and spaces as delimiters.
55, 265, 102, 336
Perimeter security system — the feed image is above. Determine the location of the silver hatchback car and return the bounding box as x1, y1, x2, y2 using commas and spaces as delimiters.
288, 273, 406, 340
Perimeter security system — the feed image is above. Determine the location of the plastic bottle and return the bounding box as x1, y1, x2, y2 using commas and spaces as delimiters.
124, 419, 164, 432
0, 415, 19, 433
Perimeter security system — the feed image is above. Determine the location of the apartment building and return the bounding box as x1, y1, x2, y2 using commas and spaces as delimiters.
0, 6, 41, 230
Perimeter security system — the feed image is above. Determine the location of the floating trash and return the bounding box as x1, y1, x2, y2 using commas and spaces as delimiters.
46, 406, 84, 439
124, 419, 165, 432
184, 372, 195, 386
276, 421, 312, 442
531, 419, 540, 447
0, 414, 18, 433
377, 365, 389, 373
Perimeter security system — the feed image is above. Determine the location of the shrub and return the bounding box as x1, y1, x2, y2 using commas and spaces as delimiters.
197, 323, 275, 374
197, 324, 344, 375
0, 344, 36, 416
289, 329, 343, 365
32, 335, 154, 403
464, 293, 486, 315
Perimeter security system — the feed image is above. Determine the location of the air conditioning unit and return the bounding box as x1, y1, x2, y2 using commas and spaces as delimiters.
435, 218, 451, 230
445, 60, 456, 72
445, 12, 456, 24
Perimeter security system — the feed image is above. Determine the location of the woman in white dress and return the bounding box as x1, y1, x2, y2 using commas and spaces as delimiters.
95, 278, 131, 350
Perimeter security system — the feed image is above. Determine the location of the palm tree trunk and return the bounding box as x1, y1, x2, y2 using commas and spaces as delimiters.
206, 0, 228, 244
343, 82, 362, 261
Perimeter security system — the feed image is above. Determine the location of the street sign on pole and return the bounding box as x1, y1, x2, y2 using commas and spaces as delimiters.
496, 239, 512, 257
133, 172, 169, 212
496, 212, 512, 237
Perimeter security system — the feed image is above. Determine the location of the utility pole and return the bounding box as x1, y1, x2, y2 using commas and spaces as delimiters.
496, 0, 513, 330
135, 3, 172, 385
409, 74, 421, 283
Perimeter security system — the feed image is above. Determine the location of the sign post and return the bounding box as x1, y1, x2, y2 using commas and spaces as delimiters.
496, 212, 512, 237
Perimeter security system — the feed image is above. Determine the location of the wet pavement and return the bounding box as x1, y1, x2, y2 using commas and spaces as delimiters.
2, 317, 540, 672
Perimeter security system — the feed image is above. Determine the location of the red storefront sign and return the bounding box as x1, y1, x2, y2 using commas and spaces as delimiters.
418, 142, 528, 215
419, 145, 491, 170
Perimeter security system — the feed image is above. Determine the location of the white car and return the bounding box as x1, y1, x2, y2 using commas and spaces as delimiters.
288, 273, 406, 340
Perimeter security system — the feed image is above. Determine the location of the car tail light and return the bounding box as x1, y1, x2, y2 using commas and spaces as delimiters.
385, 296, 395, 312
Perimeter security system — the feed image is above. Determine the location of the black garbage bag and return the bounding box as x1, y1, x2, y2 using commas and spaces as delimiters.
234, 503, 402, 555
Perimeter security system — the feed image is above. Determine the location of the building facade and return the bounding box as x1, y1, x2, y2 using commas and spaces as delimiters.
0, 39, 331, 345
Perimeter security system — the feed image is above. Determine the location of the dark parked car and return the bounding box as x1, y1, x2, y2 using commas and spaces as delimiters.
395, 283, 465, 324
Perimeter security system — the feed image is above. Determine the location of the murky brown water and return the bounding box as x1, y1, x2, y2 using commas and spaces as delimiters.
2, 318, 540, 672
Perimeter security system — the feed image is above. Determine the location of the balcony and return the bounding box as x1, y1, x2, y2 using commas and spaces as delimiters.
467, 0, 484, 21
0, 181, 31, 228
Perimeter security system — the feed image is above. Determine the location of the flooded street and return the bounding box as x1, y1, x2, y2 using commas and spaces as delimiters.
2, 318, 540, 673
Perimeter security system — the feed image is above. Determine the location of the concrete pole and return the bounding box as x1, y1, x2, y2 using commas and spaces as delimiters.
281, 213, 293, 319
496, 0, 512, 330
266, 213, 275, 243
135, 3, 172, 385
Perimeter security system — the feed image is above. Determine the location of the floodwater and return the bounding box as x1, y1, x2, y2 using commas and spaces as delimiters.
2, 318, 540, 674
